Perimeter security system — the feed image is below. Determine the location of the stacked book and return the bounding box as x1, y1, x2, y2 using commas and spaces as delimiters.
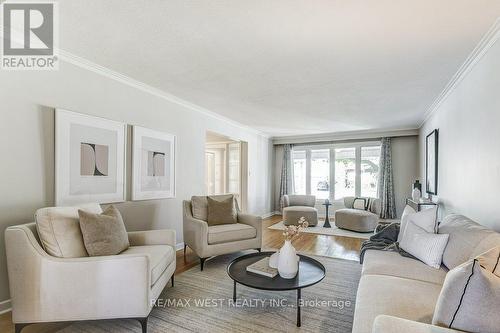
246, 257, 278, 278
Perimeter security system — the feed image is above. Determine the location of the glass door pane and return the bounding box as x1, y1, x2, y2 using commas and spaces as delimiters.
227, 143, 240, 198
292, 150, 306, 194
361, 146, 381, 198
310, 149, 330, 200
334, 148, 356, 199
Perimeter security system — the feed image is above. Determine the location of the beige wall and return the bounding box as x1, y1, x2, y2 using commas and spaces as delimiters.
0, 61, 273, 305
392, 136, 419, 217
419, 36, 500, 231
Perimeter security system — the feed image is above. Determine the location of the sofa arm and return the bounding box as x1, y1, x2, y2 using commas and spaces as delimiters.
128, 229, 176, 249
372, 315, 463, 333
238, 213, 262, 245
5, 225, 151, 323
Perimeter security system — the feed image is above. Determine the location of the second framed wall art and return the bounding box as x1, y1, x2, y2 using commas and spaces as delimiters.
132, 126, 176, 200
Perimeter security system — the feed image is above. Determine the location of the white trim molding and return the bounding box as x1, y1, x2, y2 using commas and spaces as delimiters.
0, 299, 11, 315
57, 50, 270, 139
420, 18, 500, 126
272, 128, 418, 145
261, 211, 280, 219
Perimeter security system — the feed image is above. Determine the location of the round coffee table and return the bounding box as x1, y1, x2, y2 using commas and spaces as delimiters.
227, 251, 326, 327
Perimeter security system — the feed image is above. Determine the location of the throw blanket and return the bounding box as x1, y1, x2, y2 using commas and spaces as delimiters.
359, 223, 415, 264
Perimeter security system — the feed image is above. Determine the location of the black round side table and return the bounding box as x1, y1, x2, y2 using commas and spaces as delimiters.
323, 201, 332, 228
227, 251, 326, 327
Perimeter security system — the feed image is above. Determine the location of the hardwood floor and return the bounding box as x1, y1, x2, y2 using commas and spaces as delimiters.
0, 214, 362, 333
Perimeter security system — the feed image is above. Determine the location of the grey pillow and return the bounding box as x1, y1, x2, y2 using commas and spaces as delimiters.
432, 246, 500, 332
78, 205, 130, 256
191, 194, 234, 221
207, 196, 237, 226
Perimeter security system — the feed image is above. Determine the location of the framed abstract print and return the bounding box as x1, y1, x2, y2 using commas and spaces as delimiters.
55, 109, 126, 205
132, 126, 176, 200
426, 129, 439, 195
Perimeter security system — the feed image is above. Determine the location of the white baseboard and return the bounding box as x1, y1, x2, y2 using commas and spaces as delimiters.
0, 299, 11, 314
175, 242, 185, 251
261, 211, 280, 219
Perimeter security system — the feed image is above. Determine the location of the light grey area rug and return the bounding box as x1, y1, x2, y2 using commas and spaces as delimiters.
269, 220, 374, 239
60, 251, 362, 333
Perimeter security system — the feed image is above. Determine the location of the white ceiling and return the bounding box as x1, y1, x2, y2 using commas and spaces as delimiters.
60, 1, 500, 137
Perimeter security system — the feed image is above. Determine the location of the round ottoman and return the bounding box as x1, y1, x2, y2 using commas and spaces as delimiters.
283, 206, 318, 226
334, 208, 378, 232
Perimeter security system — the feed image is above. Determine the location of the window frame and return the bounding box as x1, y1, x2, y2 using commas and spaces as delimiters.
291, 141, 381, 203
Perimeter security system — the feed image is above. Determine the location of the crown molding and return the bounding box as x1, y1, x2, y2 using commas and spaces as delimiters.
419, 18, 500, 127
57, 50, 270, 138
272, 128, 419, 145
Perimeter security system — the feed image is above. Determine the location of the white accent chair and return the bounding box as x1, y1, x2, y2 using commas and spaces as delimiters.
183, 196, 262, 270
335, 196, 381, 232
5, 222, 176, 333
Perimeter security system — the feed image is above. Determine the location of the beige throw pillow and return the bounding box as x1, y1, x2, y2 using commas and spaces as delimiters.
191, 194, 235, 221
432, 246, 500, 332
207, 196, 237, 226
35, 203, 102, 258
78, 205, 130, 256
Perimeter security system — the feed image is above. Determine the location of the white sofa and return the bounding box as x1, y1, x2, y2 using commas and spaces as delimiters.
5, 222, 176, 333
353, 214, 500, 333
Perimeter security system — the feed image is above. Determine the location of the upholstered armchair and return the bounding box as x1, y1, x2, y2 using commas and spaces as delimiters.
282, 194, 319, 226
5, 222, 176, 333
183, 195, 262, 270
335, 196, 381, 232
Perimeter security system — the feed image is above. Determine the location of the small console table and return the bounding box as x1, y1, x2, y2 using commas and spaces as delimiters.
405, 198, 437, 212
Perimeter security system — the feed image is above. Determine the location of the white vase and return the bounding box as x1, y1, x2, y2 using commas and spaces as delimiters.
277, 240, 299, 279
412, 187, 421, 201
269, 251, 280, 268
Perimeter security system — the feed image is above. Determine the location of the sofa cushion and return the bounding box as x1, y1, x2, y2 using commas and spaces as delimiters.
35, 203, 102, 258
78, 205, 129, 256
207, 196, 237, 226
373, 315, 463, 333
362, 250, 448, 285
438, 214, 498, 269
191, 194, 235, 221
432, 247, 500, 332
352, 274, 442, 333
121, 245, 174, 286
208, 223, 256, 245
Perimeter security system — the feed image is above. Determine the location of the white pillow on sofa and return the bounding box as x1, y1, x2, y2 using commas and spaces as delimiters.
397, 205, 417, 242
400, 221, 449, 269
398, 205, 438, 242
432, 246, 500, 332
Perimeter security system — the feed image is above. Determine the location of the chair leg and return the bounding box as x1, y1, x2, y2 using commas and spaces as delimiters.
137, 316, 148, 333
15, 324, 29, 333
200, 257, 206, 271
171, 274, 174, 287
